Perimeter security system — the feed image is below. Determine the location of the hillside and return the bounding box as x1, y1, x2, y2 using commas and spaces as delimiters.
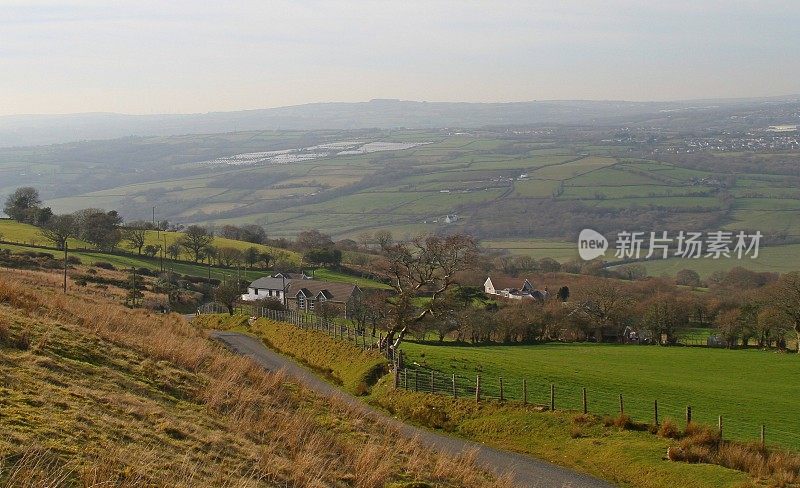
0, 267, 500, 487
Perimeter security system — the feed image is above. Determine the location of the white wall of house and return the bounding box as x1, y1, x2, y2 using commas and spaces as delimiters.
241, 287, 284, 302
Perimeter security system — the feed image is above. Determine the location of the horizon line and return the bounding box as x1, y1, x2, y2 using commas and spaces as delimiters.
2, 93, 799, 119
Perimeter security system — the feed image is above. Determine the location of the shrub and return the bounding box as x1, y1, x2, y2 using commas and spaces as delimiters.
613, 414, 634, 429
94, 261, 116, 270
572, 413, 591, 425
684, 422, 720, 447
66, 256, 82, 265
658, 419, 681, 439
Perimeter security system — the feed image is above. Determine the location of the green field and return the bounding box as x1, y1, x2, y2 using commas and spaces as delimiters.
0, 242, 270, 281
400, 341, 800, 449
481, 238, 580, 262
0, 219, 300, 264
0, 220, 391, 287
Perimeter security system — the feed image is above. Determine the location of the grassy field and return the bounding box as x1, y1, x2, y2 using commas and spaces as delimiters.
399, 341, 800, 450
0, 220, 391, 287
480, 238, 580, 262
0, 219, 300, 264
0, 241, 271, 281
627, 243, 800, 277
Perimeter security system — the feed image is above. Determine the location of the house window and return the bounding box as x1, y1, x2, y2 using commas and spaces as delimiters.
298, 296, 305, 309
309, 300, 315, 311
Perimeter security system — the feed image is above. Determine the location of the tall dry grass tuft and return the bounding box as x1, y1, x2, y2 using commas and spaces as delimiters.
0, 269, 501, 487
667, 422, 800, 485
0, 446, 73, 488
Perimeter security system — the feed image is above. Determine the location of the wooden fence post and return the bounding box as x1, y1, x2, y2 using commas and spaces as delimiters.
452, 374, 457, 398
414, 370, 419, 392
619, 394, 624, 415
430, 371, 435, 394
654, 400, 659, 426
403, 368, 408, 389
718, 416, 723, 438
393, 367, 399, 389
761, 425, 765, 446
550, 384, 555, 411
476, 374, 481, 403
582, 387, 588, 414
523, 379, 528, 405
499, 376, 504, 401
686, 405, 692, 425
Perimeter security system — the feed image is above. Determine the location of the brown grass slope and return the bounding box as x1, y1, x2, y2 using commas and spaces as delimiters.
0, 269, 506, 488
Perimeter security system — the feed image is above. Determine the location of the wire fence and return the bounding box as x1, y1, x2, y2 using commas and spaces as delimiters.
396, 365, 797, 450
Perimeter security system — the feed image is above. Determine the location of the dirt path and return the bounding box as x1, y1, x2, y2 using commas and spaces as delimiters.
210, 330, 615, 488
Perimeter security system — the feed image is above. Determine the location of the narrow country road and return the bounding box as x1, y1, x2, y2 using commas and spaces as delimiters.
209, 330, 615, 488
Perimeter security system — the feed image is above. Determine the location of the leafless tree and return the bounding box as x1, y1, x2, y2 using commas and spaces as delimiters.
38, 214, 78, 250
378, 233, 480, 350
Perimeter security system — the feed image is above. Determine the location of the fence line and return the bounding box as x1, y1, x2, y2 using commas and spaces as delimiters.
396, 366, 794, 450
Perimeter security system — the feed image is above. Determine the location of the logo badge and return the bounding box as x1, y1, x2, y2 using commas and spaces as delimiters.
578, 229, 608, 261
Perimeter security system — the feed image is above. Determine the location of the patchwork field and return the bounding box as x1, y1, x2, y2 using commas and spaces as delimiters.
4, 128, 800, 278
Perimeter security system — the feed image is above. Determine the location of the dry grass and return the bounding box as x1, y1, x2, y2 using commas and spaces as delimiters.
666, 423, 800, 486
0, 268, 505, 487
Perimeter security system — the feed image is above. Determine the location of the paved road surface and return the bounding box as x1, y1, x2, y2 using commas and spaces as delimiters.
210, 330, 615, 488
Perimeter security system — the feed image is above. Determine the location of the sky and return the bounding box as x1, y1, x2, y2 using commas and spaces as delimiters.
1, 0, 799, 116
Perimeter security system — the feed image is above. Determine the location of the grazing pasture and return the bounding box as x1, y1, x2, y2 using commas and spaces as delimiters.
400, 341, 800, 449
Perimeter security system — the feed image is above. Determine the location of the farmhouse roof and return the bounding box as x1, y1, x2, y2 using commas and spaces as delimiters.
486, 276, 533, 290
249, 277, 289, 290
287, 280, 358, 302
249, 277, 359, 302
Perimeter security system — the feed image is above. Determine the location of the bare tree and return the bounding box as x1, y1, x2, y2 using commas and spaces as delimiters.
213, 279, 242, 315
573, 281, 633, 342
166, 243, 181, 260
378, 233, 480, 350
217, 247, 243, 267
123, 221, 149, 255
178, 225, 213, 262
766, 272, 800, 353
39, 214, 78, 250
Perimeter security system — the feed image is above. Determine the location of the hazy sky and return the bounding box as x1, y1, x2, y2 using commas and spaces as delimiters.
2, 1, 799, 115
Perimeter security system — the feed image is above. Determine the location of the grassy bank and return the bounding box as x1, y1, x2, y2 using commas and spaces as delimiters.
0, 269, 501, 487
198, 313, 389, 395
370, 383, 753, 488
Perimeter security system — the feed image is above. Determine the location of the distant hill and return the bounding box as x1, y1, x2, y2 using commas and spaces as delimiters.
2, 96, 798, 147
